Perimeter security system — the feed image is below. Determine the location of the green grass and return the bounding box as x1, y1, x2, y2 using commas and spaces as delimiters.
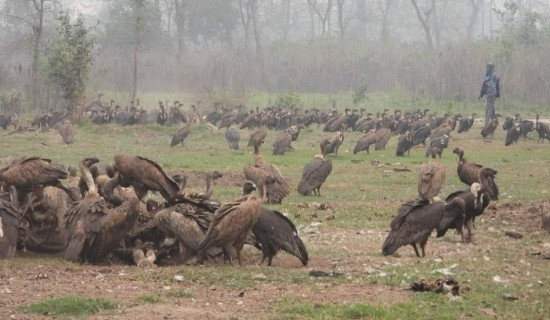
136, 294, 162, 304
24, 296, 118, 317
165, 289, 194, 298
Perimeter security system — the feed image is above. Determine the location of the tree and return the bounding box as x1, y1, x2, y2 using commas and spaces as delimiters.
378, 0, 395, 43
410, 0, 435, 49
44, 12, 95, 112
466, 0, 484, 41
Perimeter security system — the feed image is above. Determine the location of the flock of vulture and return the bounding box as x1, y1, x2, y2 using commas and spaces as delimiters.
0, 99, 548, 265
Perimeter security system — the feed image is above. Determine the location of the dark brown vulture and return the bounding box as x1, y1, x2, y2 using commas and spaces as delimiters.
457, 113, 476, 133
481, 116, 500, 139
429, 124, 452, 141
453, 148, 498, 200
225, 127, 240, 151
324, 131, 344, 156
418, 149, 446, 202
248, 126, 268, 147
381, 197, 465, 258
374, 128, 391, 150
197, 181, 262, 265
57, 120, 77, 144
443, 168, 497, 243
425, 135, 450, 158
396, 131, 414, 156
505, 122, 521, 146
157, 102, 168, 126
272, 130, 292, 155
536, 115, 550, 142
353, 129, 378, 154
248, 208, 308, 266
244, 141, 290, 203
413, 125, 431, 146
171, 124, 191, 147
64, 158, 140, 263
113, 154, 180, 203
297, 139, 333, 196
0, 197, 19, 259
0, 157, 68, 203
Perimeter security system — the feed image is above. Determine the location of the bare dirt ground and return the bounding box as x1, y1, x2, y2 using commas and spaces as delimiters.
2, 200, 548, 319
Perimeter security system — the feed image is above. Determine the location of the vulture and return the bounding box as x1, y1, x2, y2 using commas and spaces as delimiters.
353, 130, 378, 154
502, 117, 514, 131
481, 116, 500, 139
297, 139, 333, 196
157, 102, 168, 126
429, 124, 452, 141
452, 148, 499, 200
381, 197, 465, 258
536, 115, 550, 142
505, 123, 521, 146
457, 113, 476, 133
374, 128, 391, 151
248, 126, 268, 147
443, 168, 497, 242
425, 135, 450, 158
272, 130, 292, 155
64, 158, 140, 263
244, 141, 290, 204
0, 157, 68, 203
113, 154, 180, 203
0, 197, 19, 259
518, 117, 534, 140
57, 120, 77, 145
248, 208, 308, 266
324, 131, 344, 156
171, 124, 191, 147
197, 181, 262, 265
413, 126, 431, 146
418, 149, 446, 202
396, 131, 413, 156
225, 127, 240, 151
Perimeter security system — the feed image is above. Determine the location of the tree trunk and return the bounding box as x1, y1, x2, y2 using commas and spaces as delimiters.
308, 1, 315, 41
31, 0, 45, 110
336, 0, 345, 39
466, 0, 483, 41
174, 0, 186, 63
132, 0, 144, 104
282, 0, 291, 40
378, 0, 393, 44
238, 0, 251, 52
411, 0, 434, 49
250, 0, 265, 85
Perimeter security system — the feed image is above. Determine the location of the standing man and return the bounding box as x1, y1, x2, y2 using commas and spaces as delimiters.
479, 63, 500, 124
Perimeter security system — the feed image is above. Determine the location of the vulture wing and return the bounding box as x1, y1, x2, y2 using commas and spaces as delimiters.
297, 158, 332, 195
0, 200, 19, 259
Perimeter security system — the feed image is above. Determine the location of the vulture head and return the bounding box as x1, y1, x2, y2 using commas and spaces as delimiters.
243, 180, 257, 195
80, 158, 100, 195
478, 167, 499, 201
452, 147, 464, 163
470, 183, 483, 209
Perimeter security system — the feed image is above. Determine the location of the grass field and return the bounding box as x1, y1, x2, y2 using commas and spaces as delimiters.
0, 114, 549, 319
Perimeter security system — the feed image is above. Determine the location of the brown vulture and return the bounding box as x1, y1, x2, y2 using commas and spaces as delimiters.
0, 197, 19, 259
374, 128, 391, 151
248, 126, 268, 147
225, 127, 240, 151
452, 148, 498, 200
535, 115, 550, 143
413, 126, 431, 146
353, 129, 378, 154
0, 156, 68, 204
297, 139, 333, 196
381, 197, 465, 258
57, 120, 77, 144
418, 149, 446, 202
481, 116, 500, 139
244, 141, 290, 204
324, 131, 344, 156
505, 122, 521, 146
64, 158, 140, 263
247, 208, 308, 266
443, 168, 497, 243
272, 130, 292, 155
425, 135, 450, 158
457, 113, 476, 133
171, 124, 191, 147
197, 181, 262, 265
396, 131, 414, 156
113, 154, 180, 203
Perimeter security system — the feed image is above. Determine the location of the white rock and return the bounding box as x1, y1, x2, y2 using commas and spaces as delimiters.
174, 275, 184, 282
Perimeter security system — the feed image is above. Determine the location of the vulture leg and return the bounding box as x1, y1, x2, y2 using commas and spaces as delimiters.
466, 219, 474, 243
267, 255, 273, 267
456, 225, 466, 243
316, 187, 321, 197
420, 237, 428, 258
411, 243, 421, 258
261, 253, 267, 265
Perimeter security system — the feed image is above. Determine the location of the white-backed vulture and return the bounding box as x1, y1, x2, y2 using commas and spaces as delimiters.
505, 123, 521, 146
396, 131, 413, 156
381, 197, 465, 258
244, 141, 289, 204
457, 113, 476, 133
171, 124, 190, 147
418, 149, 446, 202
248, 208, 308, 266
481, 116, 500, 139
297, 139, 333, 196
197, 181, 262, 265
248, 126, 268, 147
324, 131, 344, 156
453, 148, 499, 200
374, 128, 391, 150
57, 120, 77, 144
353, 129, 377, 154
64, 158, 140, 263
225, 127, 240, 150
272, 130, 292, 155
113, 154, 180, 203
